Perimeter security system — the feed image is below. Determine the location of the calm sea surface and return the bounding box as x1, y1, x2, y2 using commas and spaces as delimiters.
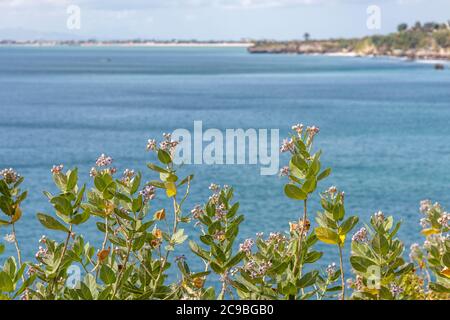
1, 47, 450, 271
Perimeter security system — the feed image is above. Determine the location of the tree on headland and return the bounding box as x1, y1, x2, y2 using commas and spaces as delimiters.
303, 32, 310, 42
413, 21, 422, 30
397, 23, 408, 32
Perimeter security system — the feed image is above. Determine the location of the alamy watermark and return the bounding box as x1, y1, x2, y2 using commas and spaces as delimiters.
169, 121, 280, 176
366, 5, 381, 30
67, 5, 81, 30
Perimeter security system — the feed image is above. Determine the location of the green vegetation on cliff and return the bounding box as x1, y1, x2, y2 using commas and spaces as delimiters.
249, 21, 450, 60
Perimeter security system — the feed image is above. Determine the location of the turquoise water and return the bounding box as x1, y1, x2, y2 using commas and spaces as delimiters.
1, 47, 450, 270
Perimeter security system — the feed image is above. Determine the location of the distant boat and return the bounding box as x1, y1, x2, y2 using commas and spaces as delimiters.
434, 63, 444, 70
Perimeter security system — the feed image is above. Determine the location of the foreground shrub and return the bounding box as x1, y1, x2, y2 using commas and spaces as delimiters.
0, 126, 448, 300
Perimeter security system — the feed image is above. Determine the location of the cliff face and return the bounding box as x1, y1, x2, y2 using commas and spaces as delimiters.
248, 27, 450, 60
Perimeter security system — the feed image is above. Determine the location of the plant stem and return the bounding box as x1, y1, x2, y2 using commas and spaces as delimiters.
292, 199, 308, 299
338, 245, 345, 300
49, 224, 72, 295
11, 223, 22, 267
150, 196, 180, 298
296, 200, 308, 273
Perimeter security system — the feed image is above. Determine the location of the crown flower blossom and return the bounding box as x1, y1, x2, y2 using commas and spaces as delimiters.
140, 185, 156, 203
352, 227, 368, 243
239, 238, 254, 254
279, 166, 289, 177
95, 154, 113, 167
51, 164, 64, 174
326, 262, 337, 278
190, 205, 204, 219
0, 168, 19, 184
420, 199, 432, 214
292, 123, 304, 135
159, 133, 179, 153
146, 139, 157, 151
306, 126, 320, 138
3, 233, 15, 243
280, 138, 294, 153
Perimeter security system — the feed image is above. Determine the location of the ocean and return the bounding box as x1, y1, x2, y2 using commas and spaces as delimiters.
1, 46, 450, 272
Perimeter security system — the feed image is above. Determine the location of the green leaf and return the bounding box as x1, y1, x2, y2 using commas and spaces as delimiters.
0, 271, 14, 292
284, 184, 307, 200
189, 241, 209, 260
315, 227, 339, 245
225, 252, 246, 269
50, 196, 73, 217
395, 263, 414, 276
132, 195, 143, 213
0, 180, 9, 197
94, 176, 107, 192
66, 168, 78, 190
147, 163, 169, 173
291, 155, 308, 171
350, 256, 376, 273
52, 172, 67, 191
297, 270, 319, 288
372, 234, 389, 256
429, 282, 450, 294
36, 213, 70, 233
172, 229, 188, 245
317, 168, 331, 181
442, 252, 450, 268
157, 149, 172, 164
304, 251, 323, 264
100, 265, 116, 285
210, 262, 224, 274
0, 243, 4, 255
130, 173, 141, 195
226, 203, 239, 219
70, 210, 90, 225
302, 178, 317, 194
339, 216, 359, 235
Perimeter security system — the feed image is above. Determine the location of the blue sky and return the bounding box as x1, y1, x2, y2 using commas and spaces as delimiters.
0, 0, 449, 40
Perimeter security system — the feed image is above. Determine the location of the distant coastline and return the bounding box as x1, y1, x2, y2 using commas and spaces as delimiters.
0, 40, 253, 48
248, 21, 450, 63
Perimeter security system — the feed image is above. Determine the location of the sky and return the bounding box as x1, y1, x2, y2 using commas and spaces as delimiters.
0, 0, 449, 40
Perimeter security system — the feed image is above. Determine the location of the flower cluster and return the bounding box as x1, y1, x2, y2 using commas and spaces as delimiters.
437, 212, 449, 228
409, 243, 422, 261
279, 166, 289, 177
280, 138, 294, 153
95, 154, 113, 167
374, 211, 385, 222
139, 185, 156, 203
243, 259, 273, 279
291, 123, 304, 135
390, 283, 404, 297
50, 164, 64, 174
121, 169, 135, 182
35, 246, 48, 259
289, 219, 310, 236
306, 126, 320, 138
190, 205, 204, 219
352, 227, 368, 243
159, 133, 179, 153
0, 168, 19, 184
3, 233, 15, 243
239, 238, 254, 254
90, 154, 116, 177
326, 262, 337, 278
146, 139, 157, 151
